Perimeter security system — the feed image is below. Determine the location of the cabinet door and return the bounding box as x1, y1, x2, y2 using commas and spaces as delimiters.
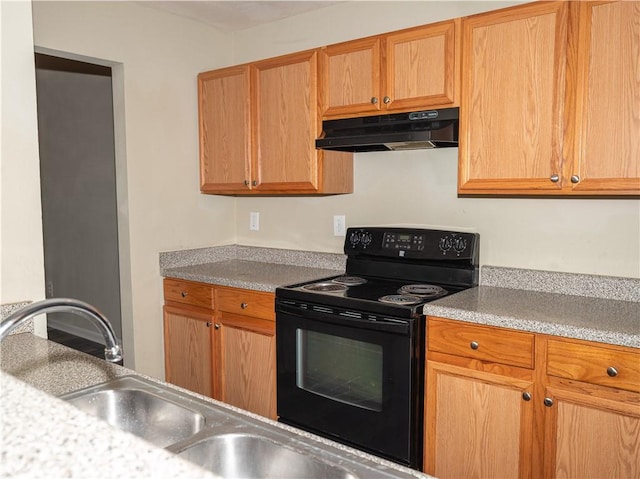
320, 37, 382, 118
385, 20, 458, 112
458, 2, 569, 194
542, 384, 640, 478
198, 66, 251, 193
215, 313, 276, 419
425, 360, 534, 479
569, 1, 640, 194
163, 305, 214, 397
252, 50, 320, 192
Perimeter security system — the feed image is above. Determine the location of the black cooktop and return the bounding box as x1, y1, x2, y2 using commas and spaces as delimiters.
277, 274, 468, 318
276, 227, 479, 318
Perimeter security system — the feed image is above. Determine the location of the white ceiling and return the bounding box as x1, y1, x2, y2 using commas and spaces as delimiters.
139, 1, 343, 32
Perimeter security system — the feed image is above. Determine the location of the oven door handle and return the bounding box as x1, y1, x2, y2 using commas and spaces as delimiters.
276, 301, 411, 335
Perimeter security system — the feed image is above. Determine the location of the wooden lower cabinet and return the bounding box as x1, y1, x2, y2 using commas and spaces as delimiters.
215, 313, 276, 419
425, 360, 534, 478
425, 317, 535, 478
425, 316, 640, 479
541, 338, 640, 478
214, 286, 276, 419
163, 278, 276, 419
163, 305, 214, 397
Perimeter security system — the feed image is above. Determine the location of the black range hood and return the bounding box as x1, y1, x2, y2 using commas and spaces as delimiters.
316, 107, 459, 152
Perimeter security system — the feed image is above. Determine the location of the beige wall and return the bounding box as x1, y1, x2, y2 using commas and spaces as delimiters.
232, 1, 640, 279
0, 0, 47, 336
30, 1, 237, 377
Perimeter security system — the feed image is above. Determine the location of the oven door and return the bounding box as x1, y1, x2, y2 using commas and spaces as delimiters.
276, 298, 423, 468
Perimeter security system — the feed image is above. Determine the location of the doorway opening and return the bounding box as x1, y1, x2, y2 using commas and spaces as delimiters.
34, 52, 133, 366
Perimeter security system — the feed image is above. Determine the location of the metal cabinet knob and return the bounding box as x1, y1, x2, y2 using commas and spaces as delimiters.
544, 397, 554, 407
470, 341, 479, 350
181, 291, 188, 298
607, 366, 618, 377
214, 323, 221, 330
550, 175, 559, 183
244, 180, 250, 186
206, 321, 212, 328
371, 97, 378, 104
570, 175, 580, 184
252, 180, 258, 187
241, 302, 248, 309
522, 392, 532, 401
383, 96, 391, 104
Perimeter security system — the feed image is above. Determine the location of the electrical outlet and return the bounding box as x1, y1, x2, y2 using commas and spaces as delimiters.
333, 215, 346, 236
250, 212, 260, 231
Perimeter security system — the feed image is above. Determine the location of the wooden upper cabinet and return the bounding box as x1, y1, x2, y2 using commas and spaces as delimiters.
569, 1, 640, 194
198, 66, 251, 193
320, 37, 382, 117
385, 20, 459, 113
198, 50, 353, 195
252, 50, 320, 192
458, 2, 568, 194
320, 20, 459, 119
459, 1, 639, 196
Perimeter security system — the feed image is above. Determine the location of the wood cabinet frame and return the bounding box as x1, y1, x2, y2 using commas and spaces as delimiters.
425, 316, 640, 478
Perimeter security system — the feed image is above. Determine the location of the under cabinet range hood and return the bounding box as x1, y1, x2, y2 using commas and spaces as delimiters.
316, 107, 459, 152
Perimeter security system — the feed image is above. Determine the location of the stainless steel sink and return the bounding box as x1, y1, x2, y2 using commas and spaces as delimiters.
176, 433, 359, 479
60, 376, 421, 479
62, 382, 205, 448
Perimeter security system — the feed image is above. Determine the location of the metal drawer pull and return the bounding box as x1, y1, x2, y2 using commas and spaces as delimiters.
241, 302, 248, 309
181, 291, 188, 298
522, 392, 532, 401
606, 366, 618, 377
544, 397, 554, 407
470, 341, 479, 350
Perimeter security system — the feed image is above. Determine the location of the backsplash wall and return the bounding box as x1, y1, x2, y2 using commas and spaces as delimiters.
235, 147, 640, 279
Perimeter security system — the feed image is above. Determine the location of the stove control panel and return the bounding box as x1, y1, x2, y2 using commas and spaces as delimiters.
382, 232, 425, 251
345, 227, 479, 263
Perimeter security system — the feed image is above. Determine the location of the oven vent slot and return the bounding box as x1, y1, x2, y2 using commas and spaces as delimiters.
339, 311, 362, 319
312, 305, 334, 314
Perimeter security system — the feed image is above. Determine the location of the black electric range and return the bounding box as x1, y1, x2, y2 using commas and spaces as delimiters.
275, 227, 479, 469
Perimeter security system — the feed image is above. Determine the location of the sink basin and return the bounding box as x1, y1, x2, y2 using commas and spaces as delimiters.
176, 433, 359, 479
60, 378, 205, 448
60, 376, 417, 478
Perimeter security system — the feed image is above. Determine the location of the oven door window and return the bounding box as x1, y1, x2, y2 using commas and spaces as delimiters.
296, 330, 383, 411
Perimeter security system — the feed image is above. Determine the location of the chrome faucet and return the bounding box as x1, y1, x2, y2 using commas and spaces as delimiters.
0, 298, 123, 363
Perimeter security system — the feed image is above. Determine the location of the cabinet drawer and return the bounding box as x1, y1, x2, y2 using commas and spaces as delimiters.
428, 317, 535, 369
164, 279, 214, 310
216, 287, 275, 321
547, 339, 640, 393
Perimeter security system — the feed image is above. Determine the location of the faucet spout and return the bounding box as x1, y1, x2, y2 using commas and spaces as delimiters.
0, 298, 123, 363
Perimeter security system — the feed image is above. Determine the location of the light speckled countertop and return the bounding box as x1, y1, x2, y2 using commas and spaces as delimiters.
160, 245, 345, 292
0, 333, 430, 479
161, 245, 639, 349
425, 265, 640, 348
423, 286, 639, 348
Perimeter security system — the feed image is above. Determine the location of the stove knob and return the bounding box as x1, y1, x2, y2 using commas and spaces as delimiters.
361, 232, 372, 246
349, 231, 361, 246
453, 236, 467, 254
439, 236, 452, 253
